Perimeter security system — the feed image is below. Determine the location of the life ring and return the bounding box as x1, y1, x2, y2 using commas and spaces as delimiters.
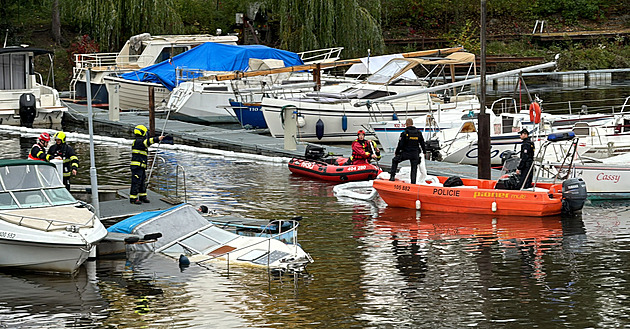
529, 102, 542, 124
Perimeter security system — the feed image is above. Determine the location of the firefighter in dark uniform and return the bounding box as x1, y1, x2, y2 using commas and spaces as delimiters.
130, 125, 163, 204
389, 118, 427, 184
516, 128, 535, 189
47, 132, 79, 190
28, 132, 52, 161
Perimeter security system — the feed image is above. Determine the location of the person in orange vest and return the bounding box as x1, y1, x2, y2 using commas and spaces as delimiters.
28, 132, 52, 161
349, 129, 380, 165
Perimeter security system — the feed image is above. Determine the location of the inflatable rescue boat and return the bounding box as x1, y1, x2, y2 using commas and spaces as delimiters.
288, 157, 382, 182
373, 176, 586, 217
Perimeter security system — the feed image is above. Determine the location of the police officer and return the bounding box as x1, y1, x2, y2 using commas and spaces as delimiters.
130, 125, 163, 204
28, 132, 52, 161
47, 131, 79, 190
389, 118, 426, 184
349, 129, 380, 165
516, 128, 535, 189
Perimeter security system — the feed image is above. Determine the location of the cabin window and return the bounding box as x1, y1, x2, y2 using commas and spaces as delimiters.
0, 192, 18, 209
161, 243, 188, 256
200, 226, 238, 244
37, 165, 65, 188
0, 165, 41, 191
13, 190, 49, 208
44, 188, 76, 206
0, 53, 27, 90
361, 90, 397, 99
157, 46, 188, 63
180, 233, 219, 252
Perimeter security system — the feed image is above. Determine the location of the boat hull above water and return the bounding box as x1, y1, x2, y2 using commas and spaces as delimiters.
0, 239, 96, 273
373, 177, 565, 217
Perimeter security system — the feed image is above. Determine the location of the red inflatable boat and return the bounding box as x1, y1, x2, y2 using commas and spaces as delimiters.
288, 157, 382, 182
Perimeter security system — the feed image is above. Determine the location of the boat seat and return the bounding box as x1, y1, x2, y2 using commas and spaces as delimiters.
207, 245, 236, 258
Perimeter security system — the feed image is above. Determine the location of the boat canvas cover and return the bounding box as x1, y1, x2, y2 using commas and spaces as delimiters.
119, 43, 304, 90
107, 204, 214, 250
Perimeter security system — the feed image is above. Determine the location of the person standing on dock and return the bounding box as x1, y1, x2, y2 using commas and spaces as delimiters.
516, 128, 535, 189
47, 132, 79, 190
389, 118, 426, 184
349, 129, 380, 165
28, 132, 52, 161
130, 125, 163, 204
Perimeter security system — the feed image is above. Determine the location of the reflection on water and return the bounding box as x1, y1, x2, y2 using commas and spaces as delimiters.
1, 100, 630, 327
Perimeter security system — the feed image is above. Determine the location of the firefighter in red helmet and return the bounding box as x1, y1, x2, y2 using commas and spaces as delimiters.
349, 129, 380, 165
28, 132, 52, 161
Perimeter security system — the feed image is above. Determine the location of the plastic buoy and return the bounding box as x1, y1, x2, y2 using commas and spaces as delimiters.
492, 201, 497, 212
415, 200, 421, 210
315, 119, 325, 140
341, 114, 348, 132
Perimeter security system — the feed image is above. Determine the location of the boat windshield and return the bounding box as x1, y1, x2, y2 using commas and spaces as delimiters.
366, 59, 415, 84
0, 164, 76, 209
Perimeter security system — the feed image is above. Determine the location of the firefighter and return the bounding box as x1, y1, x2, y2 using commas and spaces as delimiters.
516, 128, 535, 189
28, 132, 52, 161
349, 130, 380, 165
389, 118, 427, 184
130, 125, 164, 204
47, 131, 79, 190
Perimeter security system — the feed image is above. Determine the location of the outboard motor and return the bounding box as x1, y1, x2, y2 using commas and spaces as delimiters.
425, 139, 442, 161
305, 144, 326, 160
562, 178, 587, 213
19, 93, 37, 128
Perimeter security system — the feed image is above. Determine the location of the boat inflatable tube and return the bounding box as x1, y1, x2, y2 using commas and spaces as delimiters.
547, 131, 575, 142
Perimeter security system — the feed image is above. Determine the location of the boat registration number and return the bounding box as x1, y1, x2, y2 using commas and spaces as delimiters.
0, 231, 16, 239
394, 184, 411, 191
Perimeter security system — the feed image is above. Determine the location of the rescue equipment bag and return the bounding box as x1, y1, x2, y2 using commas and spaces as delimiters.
443, 176, 464, 187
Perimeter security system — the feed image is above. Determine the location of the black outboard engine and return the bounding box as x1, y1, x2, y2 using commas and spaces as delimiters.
424, 139, 442, 161
562, 178, 587, 213
19, 93, 37, 128
304, 144, 326, 160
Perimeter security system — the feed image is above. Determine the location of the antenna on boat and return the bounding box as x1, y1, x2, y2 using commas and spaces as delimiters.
3, 29, 8, 48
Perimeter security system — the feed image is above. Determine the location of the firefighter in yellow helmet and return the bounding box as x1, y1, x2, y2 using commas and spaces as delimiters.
47, 131, 79, 190
130, 125, 163, 204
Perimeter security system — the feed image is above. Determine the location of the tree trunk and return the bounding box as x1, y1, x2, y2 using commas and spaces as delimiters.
52, 0, 61, 44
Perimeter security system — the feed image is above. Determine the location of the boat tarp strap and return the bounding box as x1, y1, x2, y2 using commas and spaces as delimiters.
119, 43, 305, 91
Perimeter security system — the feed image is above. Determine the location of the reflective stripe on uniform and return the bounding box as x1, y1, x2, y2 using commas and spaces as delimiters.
130, 161, 146, 168
130, 194, 138, 199
132, 149, 148, 156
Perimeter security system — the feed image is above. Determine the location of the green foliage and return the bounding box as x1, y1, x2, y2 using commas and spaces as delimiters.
62, 0, 185, 51
266, 0, 384, 58
557, 41, 630, 70
532, 0, 603, 22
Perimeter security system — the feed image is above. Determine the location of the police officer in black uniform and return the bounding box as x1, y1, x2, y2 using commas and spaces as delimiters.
130, 125, 164, 204
516, 128, 535, 189
389, 118, 427, 184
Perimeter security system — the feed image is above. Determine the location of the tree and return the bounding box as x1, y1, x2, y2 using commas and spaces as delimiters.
63, 0, 184, 51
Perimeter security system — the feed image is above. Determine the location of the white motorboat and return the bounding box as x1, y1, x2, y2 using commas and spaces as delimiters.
0, 160, 107, 273
69, 33, 238, 105
0, 46, 67, 127
261, 51, 478, 142
107, 204, 312, 273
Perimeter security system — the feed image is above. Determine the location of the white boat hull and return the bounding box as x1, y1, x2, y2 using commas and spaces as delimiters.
0, 239, 94, 273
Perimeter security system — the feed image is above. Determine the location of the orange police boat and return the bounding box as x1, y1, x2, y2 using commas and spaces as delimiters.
373, 132, 588, 217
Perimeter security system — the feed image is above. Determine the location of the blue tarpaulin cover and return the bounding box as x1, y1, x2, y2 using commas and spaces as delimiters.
119, 43, 304, 90
107, 204, 185, 233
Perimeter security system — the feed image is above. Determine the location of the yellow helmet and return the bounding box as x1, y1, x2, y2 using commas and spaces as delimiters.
54, 131, 66, 143
134, 125, 148, 136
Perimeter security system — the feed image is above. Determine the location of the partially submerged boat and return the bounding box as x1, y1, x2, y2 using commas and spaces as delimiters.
288, 145, 382, 182
107, 204, 312, 272
0, 160, 107, 273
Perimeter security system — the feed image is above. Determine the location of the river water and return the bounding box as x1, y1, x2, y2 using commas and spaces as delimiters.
1, 82, 630, 328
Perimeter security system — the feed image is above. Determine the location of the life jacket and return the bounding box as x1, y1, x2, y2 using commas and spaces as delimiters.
28, 143, 49, 161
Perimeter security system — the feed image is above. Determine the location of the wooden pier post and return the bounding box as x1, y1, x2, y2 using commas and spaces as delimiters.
148, 86, 156, 136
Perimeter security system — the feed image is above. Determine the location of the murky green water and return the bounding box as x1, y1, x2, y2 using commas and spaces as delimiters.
1, 83, 630, 328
